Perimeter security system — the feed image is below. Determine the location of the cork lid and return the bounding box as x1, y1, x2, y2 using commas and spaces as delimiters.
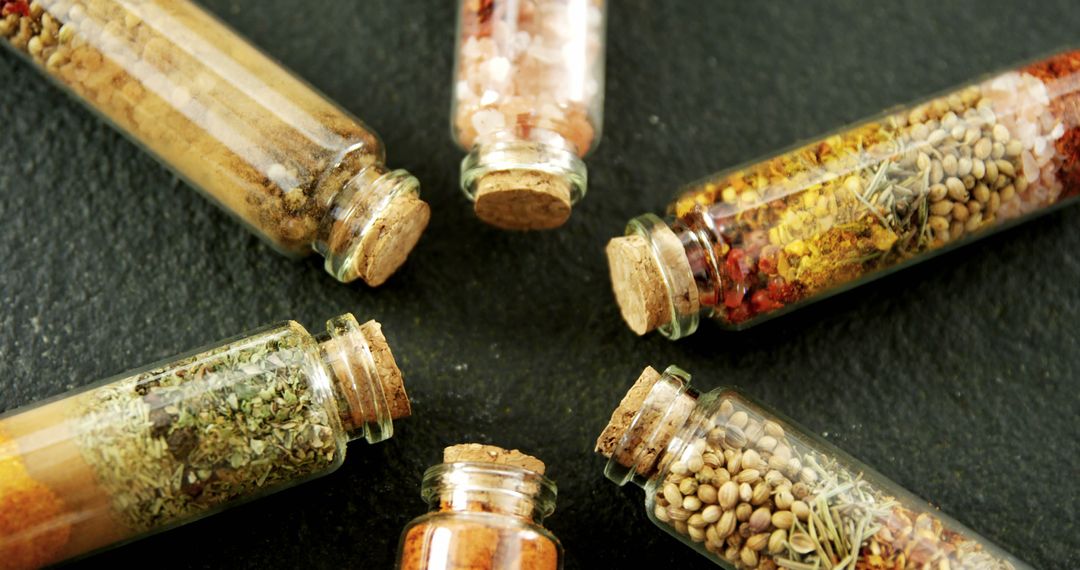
606, 235, 671, 335
358, 320, 412, 420
444, 443, 547, 475
473, 170, 572, 230
352, 192, 431, 287
595, 367, 694, 478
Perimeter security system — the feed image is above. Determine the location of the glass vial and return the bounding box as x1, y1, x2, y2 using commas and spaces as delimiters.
0, 313, 411, 568
396, 443, 562, 570
0, 0, 430, 285
452, 0, 607, 230
595, 366, 1030, 570
607, 48, 1080, 338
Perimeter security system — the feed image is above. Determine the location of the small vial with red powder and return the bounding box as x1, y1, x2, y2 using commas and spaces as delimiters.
395, 444, 562, 570
452, 0, 607, 230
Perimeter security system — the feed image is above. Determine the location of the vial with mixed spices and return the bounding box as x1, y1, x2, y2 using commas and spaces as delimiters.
595, 365, 1030, 570
396, 444, 562, 570
0, 0, 430, 285
0, 313, 411, 569
607, 48, 1080, 338
452, 0, 607, 230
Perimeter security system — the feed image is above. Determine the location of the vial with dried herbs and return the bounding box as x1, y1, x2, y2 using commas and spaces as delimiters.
396, 444, 562, 570
0, 313, 411, 568
0, 0, 430, 285
452, 0, 607, 230
595, 366, 1030, 570
607, 48, 1080, 338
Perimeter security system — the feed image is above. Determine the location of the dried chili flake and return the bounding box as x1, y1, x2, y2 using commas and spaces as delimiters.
1, 1, 29, 17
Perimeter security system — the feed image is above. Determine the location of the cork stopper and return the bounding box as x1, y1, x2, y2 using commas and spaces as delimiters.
473, 170, 573, 230
606, 235, 671, 335
595, 367, 695, 478
351, 192, 431, 287
443, 443, 546, 476
357, 320, 412, 420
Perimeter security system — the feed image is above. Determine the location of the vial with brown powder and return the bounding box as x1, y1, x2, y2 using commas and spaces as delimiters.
595, 365, 1030, 570
452, 0, 607, 230
0, 313, 411, 568
606, 48, 1080, 339
395, 444, 562, 570
0, 0, 430, 285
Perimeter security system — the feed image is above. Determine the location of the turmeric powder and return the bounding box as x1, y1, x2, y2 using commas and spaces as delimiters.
0, 432, 71, 570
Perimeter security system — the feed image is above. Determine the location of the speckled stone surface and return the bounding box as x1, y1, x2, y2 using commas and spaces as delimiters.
1, 0, 1078, 568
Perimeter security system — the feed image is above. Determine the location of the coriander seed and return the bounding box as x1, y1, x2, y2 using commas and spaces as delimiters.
596, 366, 1030, 569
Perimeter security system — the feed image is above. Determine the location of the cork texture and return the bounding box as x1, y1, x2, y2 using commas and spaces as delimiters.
473, 170, 573, 230
443, 443, 546, 475
354, 193, 431, 287
606, 235, 670, 335
359, 320, 412, 420
595, 367, 694, 477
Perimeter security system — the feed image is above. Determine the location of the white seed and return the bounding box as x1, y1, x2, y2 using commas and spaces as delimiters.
957, 156, 972, 177
768, 529, 787, 554
942, 154, 958, 176
739, 482, 753, 503
688, 524, 706, 542
716, 510, 737, 539
698, 484, 718, 504
993, 123, 1011, 143
929, 183, 948, 201
683, 496, 702, 512
749, 507, 772, 532
742, 449, 762, 471
974, 137, 993, 160
775, 490, 794, 510
791, 500, 810, 521
671, 461, 688, 476
687, 454, 705, 473
663, 483, 682, 506
727, 411, 749, 430
965, 212, 983, 232
772, 510, 795, 530
946, 177, 969, 201
972, 158, 986, 179
719, 481, 739, 509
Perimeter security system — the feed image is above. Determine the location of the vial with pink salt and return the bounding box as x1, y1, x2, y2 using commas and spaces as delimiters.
452, 0, 607, 230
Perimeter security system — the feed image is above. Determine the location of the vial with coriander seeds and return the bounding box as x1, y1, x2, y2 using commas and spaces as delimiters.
607, 48, 1080, 338
395, 444, 562, 570
452, 0, 608, 230
0, 0, 430, 285
595, 366, 1030, 570
0, 313, 410, 568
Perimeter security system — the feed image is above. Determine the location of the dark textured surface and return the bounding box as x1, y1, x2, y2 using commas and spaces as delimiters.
1, 0, 1078, 568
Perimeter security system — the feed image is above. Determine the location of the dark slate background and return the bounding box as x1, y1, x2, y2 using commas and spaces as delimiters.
1, 0, 1078, 568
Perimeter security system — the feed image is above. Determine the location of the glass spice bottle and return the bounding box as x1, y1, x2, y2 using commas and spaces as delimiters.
395, 444, 562, 570
0, 313, 411, 568
0, 0, 430, 285
607, 48, 1080, 338
452, 0, 607, 230
595, 366, 1031, 570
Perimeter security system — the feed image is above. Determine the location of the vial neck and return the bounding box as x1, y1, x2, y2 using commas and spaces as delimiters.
620, 213, 726, 339
315, 315, 408, 444
601, 367, 700, 487
313, 162, 428, 286
421, 462, 556, 524
460, 134, 587, 230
